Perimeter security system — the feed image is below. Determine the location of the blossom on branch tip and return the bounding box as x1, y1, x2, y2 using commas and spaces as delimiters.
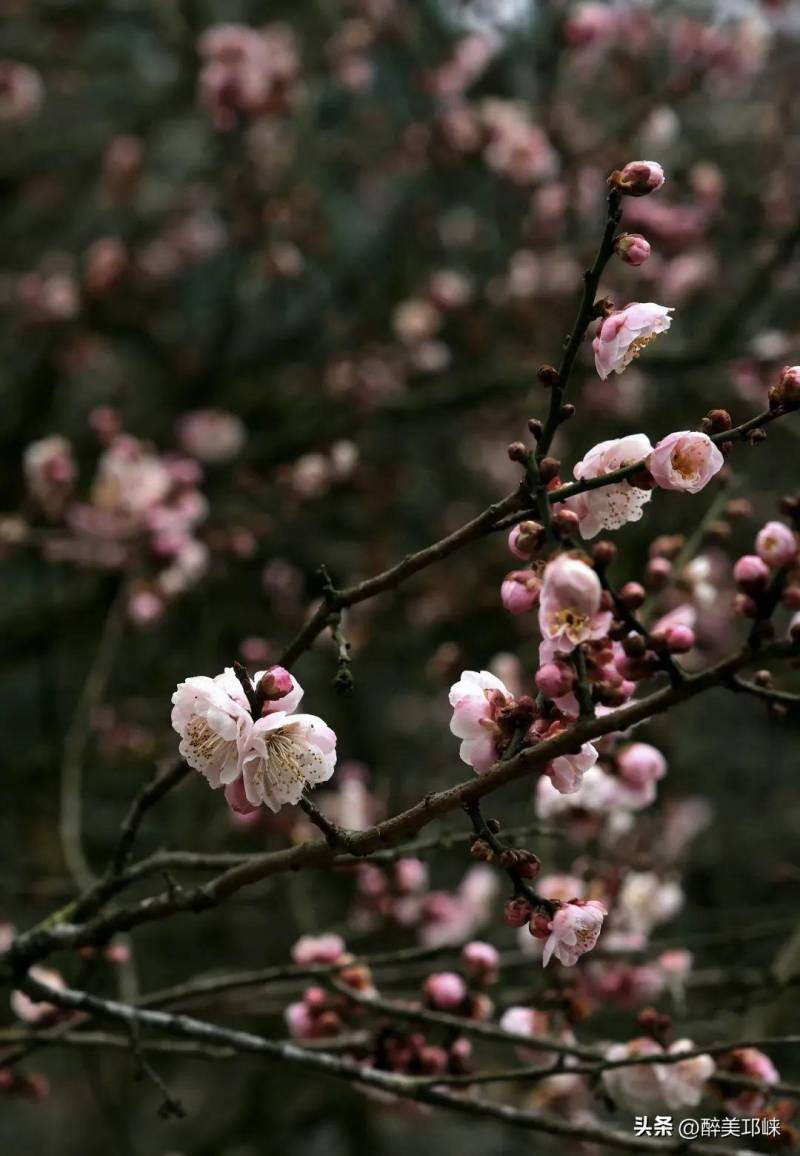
648, 430, 724, 493
609, 160, 666, 197
565, 434, 654, 538
240, 711, 337, 812
542, 899, 606, 967
538, 555, 612, 657
593, 304, 672, 379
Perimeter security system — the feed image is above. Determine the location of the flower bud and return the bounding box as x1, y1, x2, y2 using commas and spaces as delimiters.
755, 521, 797, 568
461, 941, 500, 984
508, 520, 546, 560
508, 441, 530, 464
609, 160, 665, 197
539, 456, 561, 483
782, 586, 800, 611
769, 365, 800, 411
529, 912, 553, 939
645, 557, 672, 588
665, 624, 695, 654
615, 232, 651, 265
504, 897, 533, 927
537, 364, 560, 387
535, 661, 575, 699
700, 408, 732, 434
619, 581, 646, 609
552, 508, 580, 537
592, 540, 618, 568
733, 554, 770, 592
501, 570, 541, 615
470, 837, 495, 862
257, 665, 294, 703
423, 971, 467, 1011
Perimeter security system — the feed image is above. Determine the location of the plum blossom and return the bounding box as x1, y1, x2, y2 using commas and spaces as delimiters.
565, 434, 654, 538
239, 711, 337, 812
542, 899, 606, 966
11, 967, 65, 1024
501, 569, 541, 613
755, 520, 797, 568
177, 409, 246, 463
648, 431, 724, 493
171, 669, 253, 786
423, 971, 467, 1010
616, 742, 667, 791
548, 742, 599, 794
716, 1047, 779, 1115
660, 1041, 716, 1109
538, 555, 612, 658
616, 871, 683, 935
291, 934, 346, 966
448, 669, 514, 774
593, 303, 672, 379
610, 160, 666, 197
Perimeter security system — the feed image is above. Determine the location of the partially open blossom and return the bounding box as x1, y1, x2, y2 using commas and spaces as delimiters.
615, 233, 651, 266
593, 304, 672, 379
448, 670, 514, 774
542, 899, 606, 967
171, 669, 253, 787
547, 742, 599, 794
291, 933, 346, 966
538, 555, 612, 657
648, 431, 723, 493
565, 434, 653, 538
239, 711, 337, 811
423, 971, 467, 1010
508, 520, 545, 560
610, 160, 666, 197
755, 520, 797, 567
501, 569, 541, 614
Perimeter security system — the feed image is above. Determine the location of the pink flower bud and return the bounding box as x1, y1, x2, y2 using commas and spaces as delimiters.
224, 777, 260, 816
508, 520, 545, 560
529, 912, 552, 939
617, 742, 667, 789
611, 160, 666, 197
645, 557, 672, 588
535, 661, 575, 699
423, 971, 467, 1011
461, 941, 500, 983
257, 665, 294, 702
501, 570, 541, 614
755, 521, 797, 568
733, 554, 770, 591
665, 624, 695, 654
616, 233, 651, 266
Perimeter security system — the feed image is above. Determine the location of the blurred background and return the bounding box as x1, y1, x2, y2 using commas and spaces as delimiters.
1, 0, 799, 1152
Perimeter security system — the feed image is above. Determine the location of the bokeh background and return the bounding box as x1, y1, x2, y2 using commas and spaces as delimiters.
1, 0, 799, 1152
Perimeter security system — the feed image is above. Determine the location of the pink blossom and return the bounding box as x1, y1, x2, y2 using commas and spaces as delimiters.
616, 872, 683, 934
177, 409, 246, 463
448, 669, 513, 774
254, 666, 303, 714
501, 570, 541, 614
171, 669, 253, 787
733, 553, 770, 590
239, 711, 337, 811
538, 555, 612, 657
92, 438, 171, 521
612, 160, 666, 197
648, 431, 723, 494
593, 304, 672, 379
0, 60, 44, 122
535, 661, 575, 700
755, 521, 797, 567
507, 520, 544, 560
616, 233, 651, 266
616, 743, 667, 790
565, 434, 654, 538
548, 742, 599, 794
224, 776, 259, 816
423, 971, 466, 1010
602, 1037, 671, 1108
291, 934, 346, 966
660, 1041, 716, 1108
395, 857, 429, 894
197, 24, 297, 132
542, 899, 606, 967
11, 967, 65, 1024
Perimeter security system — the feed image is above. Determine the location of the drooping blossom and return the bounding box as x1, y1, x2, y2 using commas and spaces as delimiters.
564, 434, 653, 538
593, 303, 672, 379
755, 521, 797, 568
171, 668, 253, 787
648, 431, 724, 493
547, 742, 599, 794
542, 899, 606, 966
538, 555, 612, 658
291, 934, 346, 966
448, 670, 514, 774
239, 711, 337, 812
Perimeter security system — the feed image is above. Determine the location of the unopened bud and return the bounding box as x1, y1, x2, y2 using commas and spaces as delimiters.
538, 456, 561, 483
537, 364, 560, 387
619, 581, 646, 609
608, 160, 665, 197
507, 441, 529, 464
504, 897, 533, 928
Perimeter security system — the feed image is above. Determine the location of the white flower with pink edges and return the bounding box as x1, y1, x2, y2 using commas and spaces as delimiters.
593, 303, 672, 379
565, 434, 653, 538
